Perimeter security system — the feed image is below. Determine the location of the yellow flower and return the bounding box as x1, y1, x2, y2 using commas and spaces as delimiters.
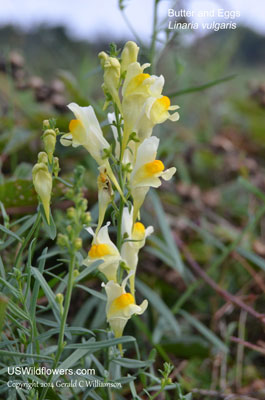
61, 103, 126, 202
32, 162, 52, 224
61, 103, 110, 165
134, 95, 179, 141
130, 136, 176, 222
121, 207, 153, 294
120, 41, 139, 74
121, 62, 165, 157
103, 273, 148, 338
83, 223, 121, 282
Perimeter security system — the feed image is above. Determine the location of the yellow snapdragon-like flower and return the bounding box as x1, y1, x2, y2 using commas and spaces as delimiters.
121, 62, 160, 157
84, 223, 121, 282
103, 273, 148, 338
136, 95, 179, 141
130, 136, 176, 222
61, 102, 126, 202
61, 103, 110, 165
121, 207, 153, 294
121, 61, 177, 157
32, 162, 52, 224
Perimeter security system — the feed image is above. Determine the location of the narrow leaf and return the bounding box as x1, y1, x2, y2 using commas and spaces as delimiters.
136, 279, 181, 337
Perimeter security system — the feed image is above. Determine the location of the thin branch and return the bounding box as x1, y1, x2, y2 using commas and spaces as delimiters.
230, 336, 265, 356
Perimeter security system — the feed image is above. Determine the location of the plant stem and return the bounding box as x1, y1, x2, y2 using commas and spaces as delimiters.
114, 104, 125, 253
40, 252, 76, 400
150, 0, 159, 74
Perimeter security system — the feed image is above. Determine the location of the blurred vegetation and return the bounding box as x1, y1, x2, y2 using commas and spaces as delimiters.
0, 18, 265, 400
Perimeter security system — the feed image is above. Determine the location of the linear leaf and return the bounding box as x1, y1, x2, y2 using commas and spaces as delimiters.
0, 256, 6, 279
167, 74, 236, 98
136, 279, 181, 337
75, 284, 106, 300
149, 190, 186, 278
66, 336, 136, 350
0, 215, 36, 250
112, 357, 153, 369
180, 310, 228, 353
58, 346, 93, 370
0, 225, 22, 242
0, 349, 53, 360
237, 247, 265, 272
31, 266, 60, 321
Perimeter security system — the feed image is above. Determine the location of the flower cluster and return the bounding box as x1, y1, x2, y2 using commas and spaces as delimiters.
58, 41, 180, 341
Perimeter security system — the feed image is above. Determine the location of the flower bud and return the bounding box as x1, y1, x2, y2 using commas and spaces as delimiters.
56, 293, 64, 316
99, 53, 122, 112
83, 212, 91, 224
80, 198, 88, 212
98, 51, 109, 68
56, 293, 64, 305
73, 269, 80, 279
74, 238, 82, 250
66, 225, 72, 234
53, 157, 60, 177
37, 151, 48, 164
43, 119, 50, 130
121, 41, 139, 73
66, 207, 76, 219
57, 233, 68, 247
32, 162, 52, 224
43, 129, 56, 163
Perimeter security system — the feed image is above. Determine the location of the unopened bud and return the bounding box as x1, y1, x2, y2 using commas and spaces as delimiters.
43, 120, 50, 130
83, 212, 91, 224
66, 225, 72, 234
53, 157, 60, 177
56, 293, 64, 305
100, 55, 121, 110
74, 238, 82, 250
56, 293, 64, 316
98, 51, 108, 68
57, 233, 68, 247
73, 269, 80, 279
80, 199, 88, 212
66, 207, 76, 219
37, 151, 48, 164
32, 162, 52, 224
121, 41, 139, 73
43, 129, 56, 163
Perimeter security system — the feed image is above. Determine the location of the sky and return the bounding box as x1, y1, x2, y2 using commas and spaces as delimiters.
0, 0, 264, 42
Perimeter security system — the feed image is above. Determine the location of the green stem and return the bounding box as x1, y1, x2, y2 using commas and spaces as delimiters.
116, 167, 125, 253
150, 385, 166, 400
150, 0, 159, 74
40, 252, 76, 400
114, 105, 123, 164
114, 104, 125, 254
